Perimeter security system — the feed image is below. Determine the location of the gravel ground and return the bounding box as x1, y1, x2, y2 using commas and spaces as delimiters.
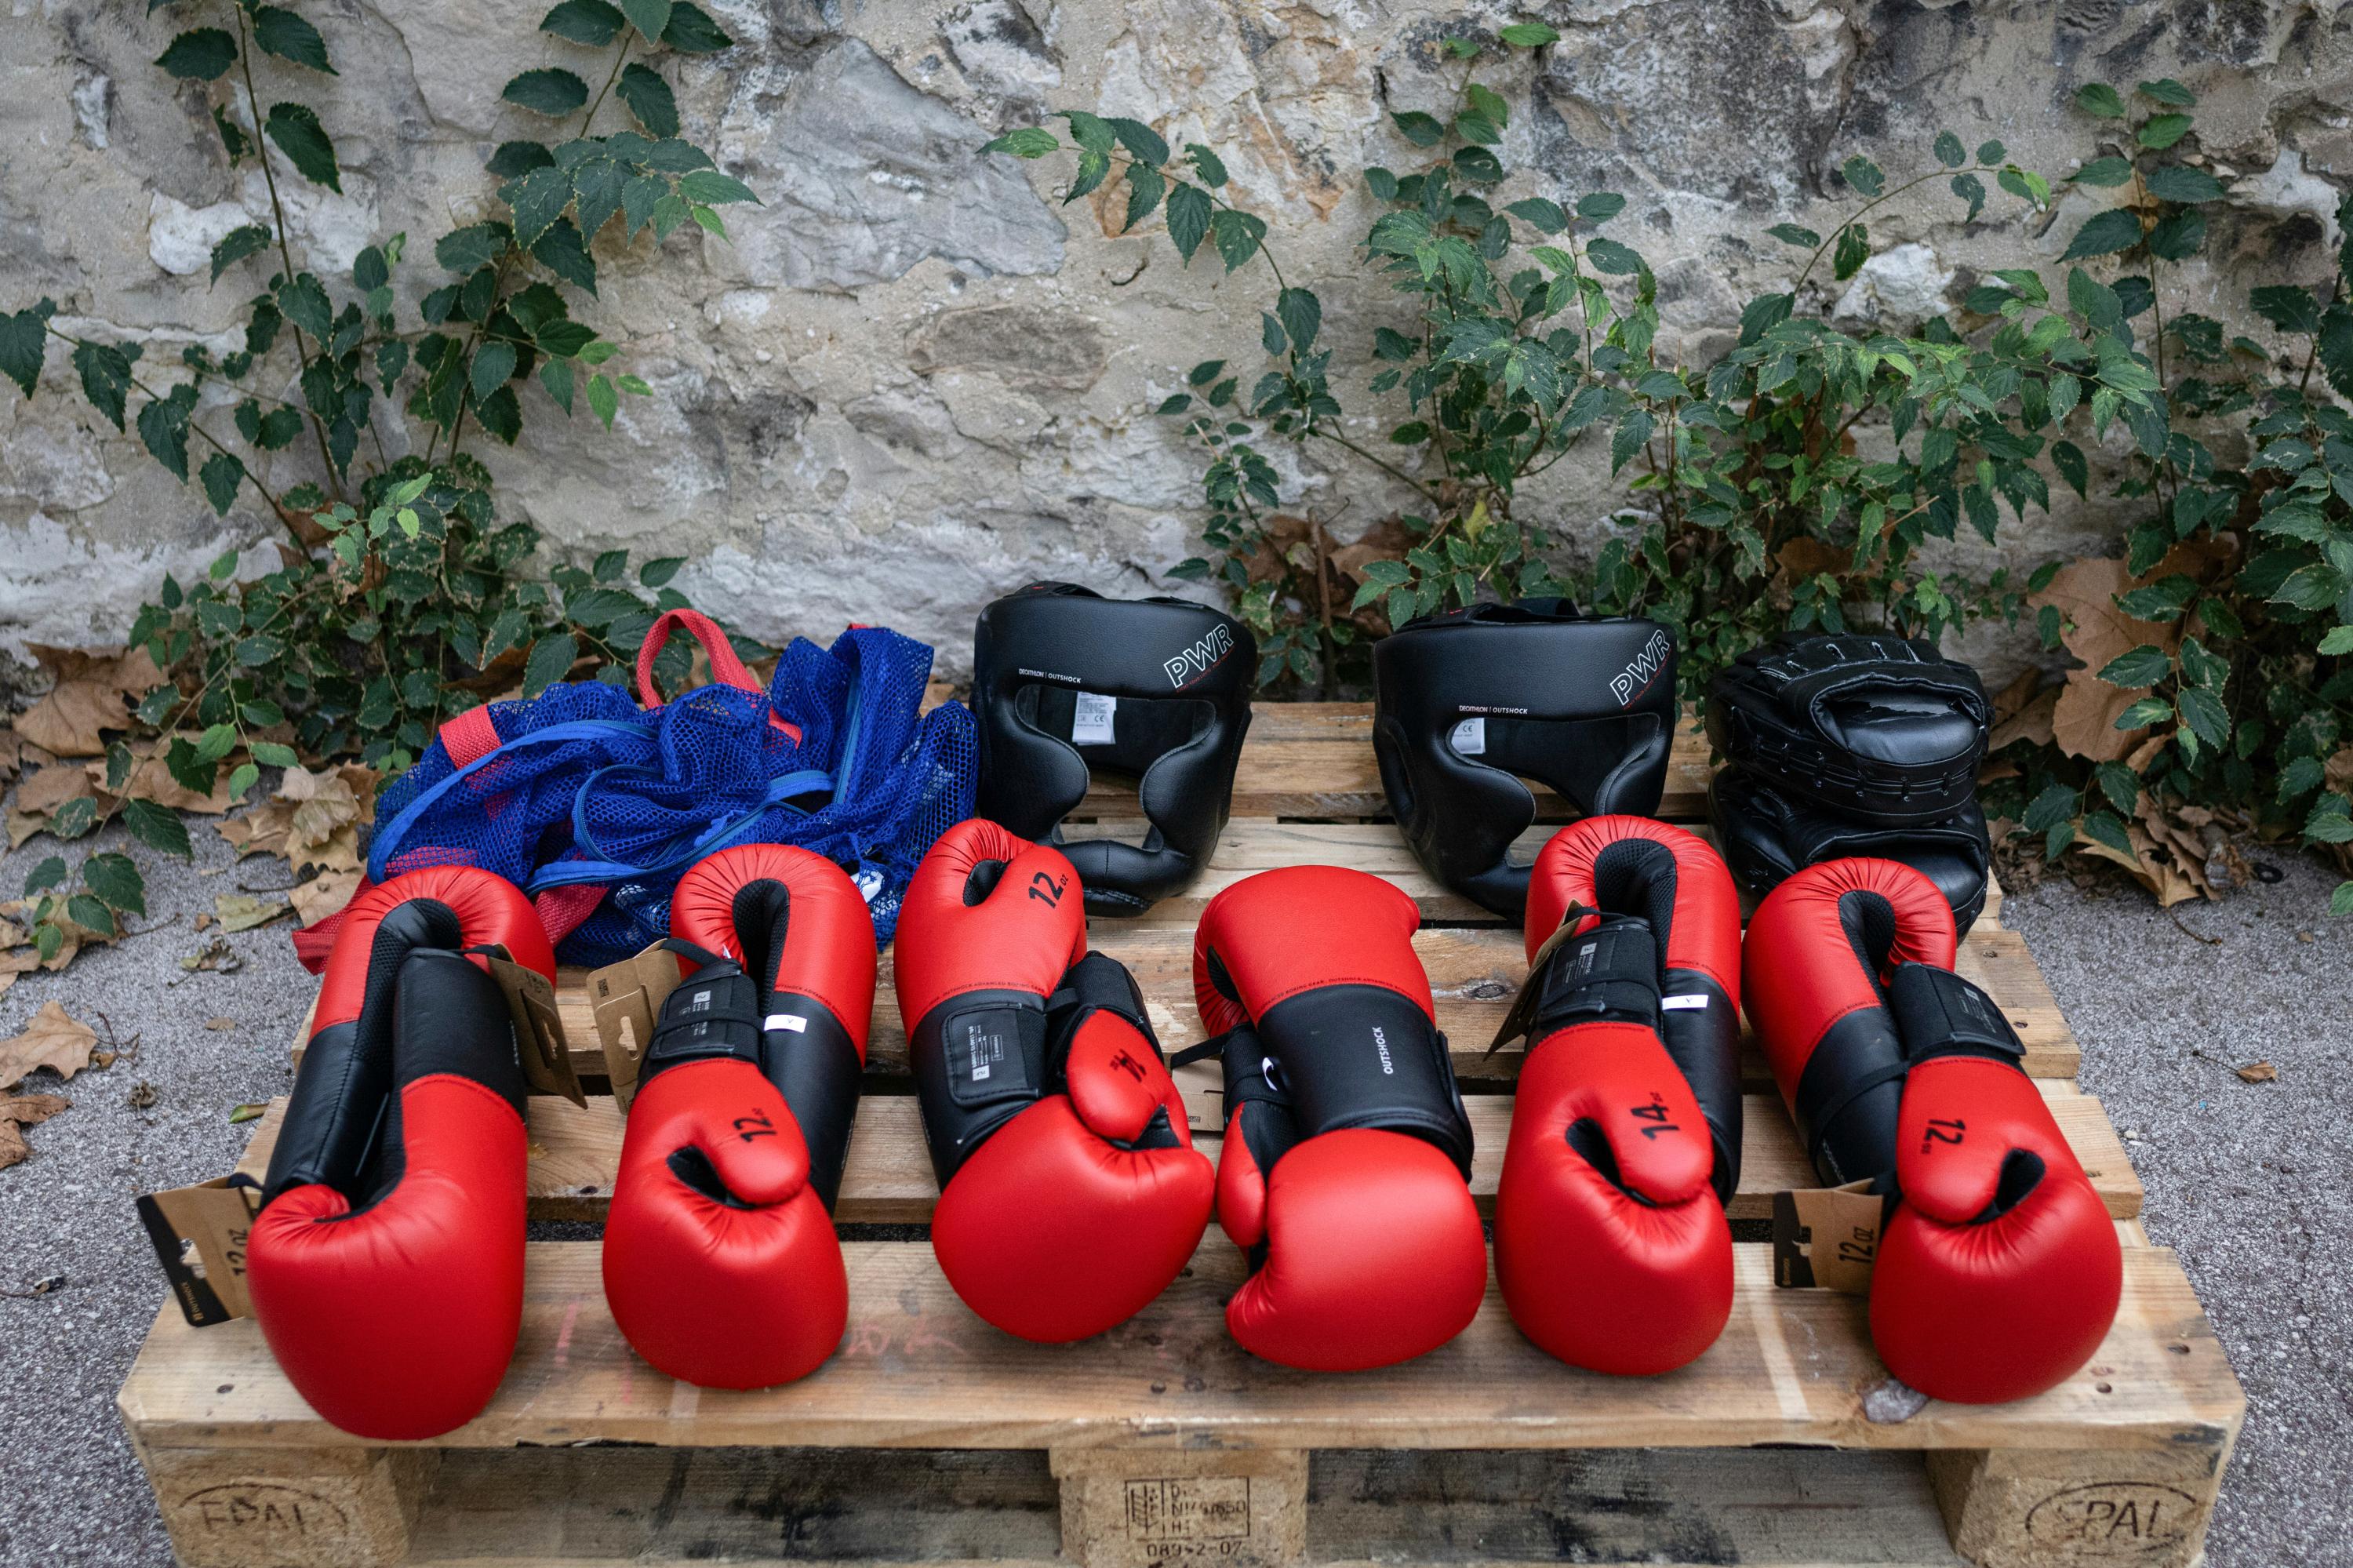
0, 808, 2344, 1567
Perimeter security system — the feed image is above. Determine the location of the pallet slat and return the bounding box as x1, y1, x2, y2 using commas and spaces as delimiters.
231, 1082, 2141, 1224
118, 1239, 2235, 1456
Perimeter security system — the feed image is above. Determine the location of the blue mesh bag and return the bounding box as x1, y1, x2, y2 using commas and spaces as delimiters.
361, 609, 974, 965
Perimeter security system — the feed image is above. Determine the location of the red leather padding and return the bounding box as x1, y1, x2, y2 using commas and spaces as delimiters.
1871, 1057, 2124, 1403
601, 1057, 847, 1388
671, 842, 877, 1057
247, 1075, 527, 1439
1740, 857, 1955, 1106
895, 820, 1086, 1026
1524, 815, 1741, 1003
309, 864, 556, 1040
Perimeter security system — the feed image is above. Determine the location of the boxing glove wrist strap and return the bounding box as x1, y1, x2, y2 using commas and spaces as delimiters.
1525, 916, 1661, 1035
1888, 962, 2027, 1068
1044, 951, 1161, 1053
1211, 985, 1473, 1177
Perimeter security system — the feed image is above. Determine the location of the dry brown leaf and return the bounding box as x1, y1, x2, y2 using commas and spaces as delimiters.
1990, 667, 2042, 725
0, 1001, 97, 1090
2031, 558, 2182, 763
204, 1017, 235, 1031
290, 868, 363, 926
109, 743, 238, 814
2071, 822, 2202, 907
214, 893, 293, 933
1989, 686, 2059, 751
2327, 748, 2353, 794
176, 935, 241, 976
2235, 1060, 2278, 1083
27, 643, 164, 693
0, 731, 20, 788
10, 681, 129, 757
0, 1091, 71, 1171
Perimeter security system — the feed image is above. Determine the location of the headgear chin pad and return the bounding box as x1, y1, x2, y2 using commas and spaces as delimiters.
1372, 600, 1678, 922
973, 583, 1255, 917
1706, 633, 1989, 826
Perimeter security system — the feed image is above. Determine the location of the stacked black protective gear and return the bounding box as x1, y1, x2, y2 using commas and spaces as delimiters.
1706, 634, 1995, 933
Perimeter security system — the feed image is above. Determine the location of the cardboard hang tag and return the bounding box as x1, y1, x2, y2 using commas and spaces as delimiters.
1171, 1047, 1225, 1137
1770, 1179, 1884, 1294
1485, 905, 1594, 1053
135, 1177, 261, 1326
587, 942, 687, 1112
485, 953, 585, 1108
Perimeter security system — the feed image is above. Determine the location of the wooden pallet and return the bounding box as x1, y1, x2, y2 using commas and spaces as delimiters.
119, 704, 2242, 1568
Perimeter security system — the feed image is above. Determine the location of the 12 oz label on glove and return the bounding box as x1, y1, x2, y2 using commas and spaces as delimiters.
1771, 1180, 1882, 1294
1071, 692, 1119, 745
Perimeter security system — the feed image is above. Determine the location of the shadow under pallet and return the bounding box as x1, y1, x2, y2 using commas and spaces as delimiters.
117, 704, 2240, 1568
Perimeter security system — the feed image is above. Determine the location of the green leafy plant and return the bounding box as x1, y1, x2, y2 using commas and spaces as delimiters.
0, 0, 761, 923
1988, 81, 2353, 914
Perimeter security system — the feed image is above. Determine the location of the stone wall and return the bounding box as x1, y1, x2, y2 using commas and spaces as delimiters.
2, 0, 2348, 680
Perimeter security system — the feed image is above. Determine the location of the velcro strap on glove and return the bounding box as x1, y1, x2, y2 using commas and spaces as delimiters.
646, 960, 764, 1070
1527, 916, 1662, 1035
1889, 962, 2026, 1070
1045, 950, 1162, 1066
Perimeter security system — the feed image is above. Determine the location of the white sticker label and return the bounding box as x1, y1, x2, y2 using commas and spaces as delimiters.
1662, 995, 1710, 1012
763, 1013, 809, 1033
1071, 691, 1118, 745
1449, 716, 1486, 756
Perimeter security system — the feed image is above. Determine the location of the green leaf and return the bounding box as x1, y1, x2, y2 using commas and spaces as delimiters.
1576, 192, 1626, 223
437, 222, 510, 276
1166, 183, 1212, 263
252, 5, 334, 72
0, 302, 52, 397
2061, 207, 2142, 261
1832, 223, 1869, 281
1210, 208, 1267, 271
1065, 147, 1111, 203
1951, 172, 1986, 222
617, 0, 671, 41
1977, 139, 2006, 166
155, 27, 238, 79
984, 126, 1059, 158
1739, 291, 1795, 346
2137, 77, 2196, 107
470, 341, 518, 402
2318, 624, 2353, 656
208, 224, 272, 286
539, 355, 575, 413
249, 740, 300, 769
199, 452, 244, 515
1841, 155, 1886, 198
1276, 288, 1321, 356
1390, 110, 1444, 147
1106, 117, 1169, 167
2097, 644, 2172, 687
1586, 237, 1643, 275
2304, 796, 2353, 843
1609, 406, 1653, 474
263, 102, 340, 191
504, 67, 590, 116
531, 217, 596, 293
488, 140, 555, 180
2115, 696, 2174, 730
2021, 781, 2077, 833
71, 340, 132, 430
522, 632, 578, 696
2074, 156, 2135, 187
1184, 144, 1227, 189
2147, 208, 2204, 261
2075, 82, 2126, 118
121, 795, 191, 860
541, 0, 624, 45
2333, 880, 2353, 917
136, 384, 198, 480
1766, 223, 1819, 248
2081, 810, 2133, 857
639, 555, 685, 588
2145, 164, 2224, 203
2094, 760, 2142, 816
1505, 197, 1568, 234
1187, 360, 1226, 387
2053, 438, 2088, 498
1122, 162, 1164, 231
2251, 285, 2323, 336
1498, 21, 1561, 45
24, 857, 67, 895
1933, 130, 1966, 168
2138, 113, 2192, 150
67, 894, 116, 937
616, 62, 678, 137
225, 761, 261, 802
660, 1, 731, 50
2318, 304, 2353, 401
504, 165, 573, 249
586, 371, 619, 427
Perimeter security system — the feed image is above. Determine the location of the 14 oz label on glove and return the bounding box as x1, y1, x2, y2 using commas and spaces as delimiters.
1771, 1180, 1882, 1294
1071, 691, 1118, 746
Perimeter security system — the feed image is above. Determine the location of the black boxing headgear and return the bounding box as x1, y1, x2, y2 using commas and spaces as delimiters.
973, 584, 1255, 917
1372, 600, 1678, 921
1706, 634, 1988, 827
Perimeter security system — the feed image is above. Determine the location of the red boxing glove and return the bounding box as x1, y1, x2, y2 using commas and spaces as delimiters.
601, 845, 875, 1389
1494, 817, 1740, 1375
248, 867, 552, 1439
1191, 866, 1486, 1371
895, 820, 1212, 1342
1744, 857, 2122, 1403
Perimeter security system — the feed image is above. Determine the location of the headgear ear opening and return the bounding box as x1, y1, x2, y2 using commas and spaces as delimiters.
972, 584, 1255, 917
1373, 600, 1678, 922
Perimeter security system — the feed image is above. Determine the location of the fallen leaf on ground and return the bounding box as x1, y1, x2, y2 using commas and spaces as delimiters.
0, 1002, 97, 1090
26, 642, 165, 692
126, 1081, 157, 1110
10, 682, 128, 758
2235, 1060, 2278, 1083
6, 766, 97, 848
0, 731, 20, 787
204, 1017, 235, 1031
0, 1092, 71, 1171
174, 935, 242, 979
1989, 686, 2059, 751
2071, 821, 2202, 908
290, 867, 363, 926
227, 1102, 267, 1124
214, 893, 293, 933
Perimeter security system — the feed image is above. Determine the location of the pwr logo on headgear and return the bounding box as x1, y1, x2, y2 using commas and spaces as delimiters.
1163, 624, 1235, 688
1609, 629, 1673, 708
